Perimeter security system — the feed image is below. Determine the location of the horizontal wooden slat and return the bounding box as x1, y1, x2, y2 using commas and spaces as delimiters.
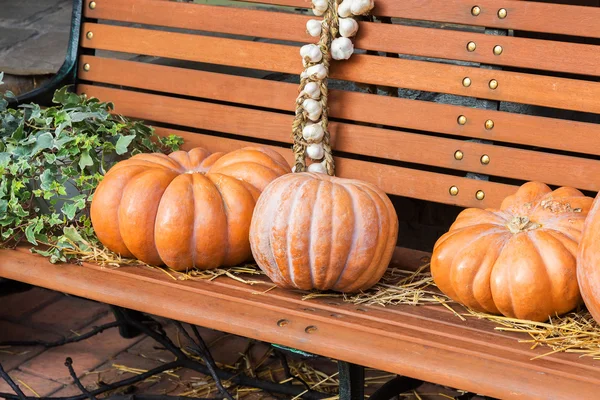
84, 0, 600, 76
79, 56, 600, 158
235, 0, 600, 38
81, 23, 600, 113
2, 249, 600, 399
80, 82, 519, 207
78, 59, 600, 191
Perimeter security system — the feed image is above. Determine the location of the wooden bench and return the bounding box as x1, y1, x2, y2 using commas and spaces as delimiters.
2, 0, 600, 398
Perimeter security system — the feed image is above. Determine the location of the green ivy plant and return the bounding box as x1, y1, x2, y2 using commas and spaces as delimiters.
0, 72, 183, 262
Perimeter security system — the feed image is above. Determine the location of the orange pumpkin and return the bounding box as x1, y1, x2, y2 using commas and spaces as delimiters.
577, 193, 600, 323
91, 147, 290, 271
431, 182, 592, 322
249, 172, 398, 292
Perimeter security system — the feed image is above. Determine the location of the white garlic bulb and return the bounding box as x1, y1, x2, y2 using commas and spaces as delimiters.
338, 0, 352, 17
312, 0, 328, 14
308, 161, 328, 174
302, 122, 325, 142
306, 63, 327, 80
300, 44, 323, 64
339, 18, 359, 37
331, 37, 354, 60
351, 0, 374, 15
302, 81, 321, 99
307, 143, 324, 160
302, 99, 323, 121
306, 19, 322, 37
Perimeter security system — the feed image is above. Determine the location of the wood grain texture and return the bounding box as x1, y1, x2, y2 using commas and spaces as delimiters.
77, 83, 600, 192
1, 248, 600, 400
84, 0, 599, 76
230, 0, 600, 38
78, 56, 600, 157
80, 23, 600, 113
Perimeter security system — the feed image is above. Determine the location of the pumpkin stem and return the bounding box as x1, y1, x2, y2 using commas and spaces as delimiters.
507, 216, 541, 234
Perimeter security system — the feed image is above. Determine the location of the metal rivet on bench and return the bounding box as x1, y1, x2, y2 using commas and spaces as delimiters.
454, 150, 464, 161
277, 319, 289, 327
305, 326, 318, 333
457, 115, 467, 125
89, 1, 96, 9
498, 8, 508, 19
493, 45, 503, 56
462, 77, 472, 87
485, 119, 495, 130
449, 186, 459, 196
476, 190, 486, 200
83, 63, 90, 71
481, 154, 490, 165
86, 31, 94, 40
466, 41, 477, 52
489, 79, 498, 90
471, 6, 481, 16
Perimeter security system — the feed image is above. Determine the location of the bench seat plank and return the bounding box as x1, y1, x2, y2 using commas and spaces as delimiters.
85, 1, 600, 76
1, 247, 599, 400
81, 23, 600, 113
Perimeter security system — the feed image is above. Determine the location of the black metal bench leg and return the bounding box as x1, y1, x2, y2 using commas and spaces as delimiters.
110, 305, 149, 339
338, 361, 365, 400
369, 375, 423, 400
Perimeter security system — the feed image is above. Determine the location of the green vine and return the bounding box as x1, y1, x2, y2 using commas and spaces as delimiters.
0, 72, 183, 262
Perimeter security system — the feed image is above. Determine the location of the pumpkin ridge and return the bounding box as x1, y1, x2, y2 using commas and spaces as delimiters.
284, 177, 314, 288
189, 174, 197, 271
342, 183, 384, 292
471, 233, 508, 314
307, 180, 323, 289
207, 174, 231, 267
133, 153, 185, 172
331, 183, 359, 290
244, 147, 291, 174
117, 168, 171, 260
525, 231, 559, 318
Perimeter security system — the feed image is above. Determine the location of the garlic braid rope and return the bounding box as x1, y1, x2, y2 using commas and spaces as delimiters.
292, 0, 374, 175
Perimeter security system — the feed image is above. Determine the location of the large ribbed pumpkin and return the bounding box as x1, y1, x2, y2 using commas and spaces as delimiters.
249, 172, 398, 292
577, 193, 600, 323
91, 147, 290, 271
431, 182, 592, 322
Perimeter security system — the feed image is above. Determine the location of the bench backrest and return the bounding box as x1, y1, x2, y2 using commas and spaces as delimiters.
77, 0, 600, 211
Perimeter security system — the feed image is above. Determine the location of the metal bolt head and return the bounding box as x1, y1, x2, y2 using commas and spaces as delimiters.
489, 79, 498, 90
462, 77, 472, 87
493, 45, 503, 55
457, 115, 467, 125
480, 154, 490, 165
89, 1, 96, 9
467, 41, 477, 52
476, 190, 486, 200
454, 150, 464, 161
471, 6, 481, 16
83, 63, 90, 71
485, 119, 495, 130
449, 186, 459, 196
498, 8, 507, 19
86, 31, 94, 39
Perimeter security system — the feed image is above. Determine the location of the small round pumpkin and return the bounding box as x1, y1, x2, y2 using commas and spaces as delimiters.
577, 193, 600, 323
91, 147, 290, 271
431, 181, 592, 322
249, 172, 398, 292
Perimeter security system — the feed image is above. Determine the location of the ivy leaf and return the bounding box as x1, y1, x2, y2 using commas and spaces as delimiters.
78, 149, 93, 170
25, 221, 38, 245
30, 132, 54, 155
115, 135, 136, 155
61, 202, 78, 220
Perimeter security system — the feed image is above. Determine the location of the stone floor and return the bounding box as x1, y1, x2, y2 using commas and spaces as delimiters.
0, 287, 474, 399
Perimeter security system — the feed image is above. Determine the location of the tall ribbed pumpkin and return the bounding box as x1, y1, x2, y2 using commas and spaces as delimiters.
249, 0, 397, 293
577, 193, 600, 323
250, 173, 398, 292
91, 146, 290, 271
431, 182, 592, 322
